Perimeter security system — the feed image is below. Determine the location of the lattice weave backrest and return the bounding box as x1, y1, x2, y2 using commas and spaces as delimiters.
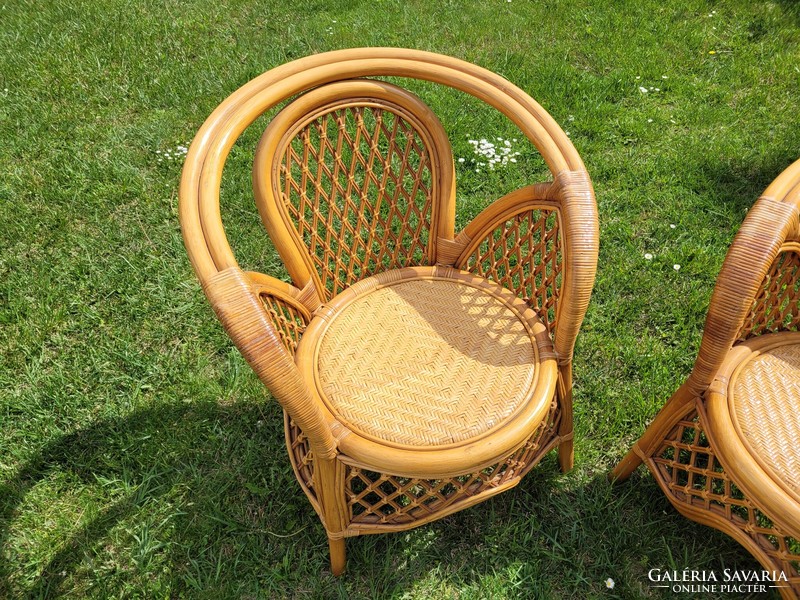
255, 80, 454, 301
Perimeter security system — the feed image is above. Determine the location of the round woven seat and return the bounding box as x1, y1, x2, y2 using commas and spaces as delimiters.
296, 266, 557, 471
724, 334, 800, 498
704, 331, 800, 533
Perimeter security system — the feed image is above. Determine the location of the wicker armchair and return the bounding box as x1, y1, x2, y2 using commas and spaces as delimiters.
612, 158, 800, 598
179, 48, 598, 575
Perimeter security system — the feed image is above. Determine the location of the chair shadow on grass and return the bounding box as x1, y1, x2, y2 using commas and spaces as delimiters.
344, 462, 776, 599
0, 400, 319, 597
0, 399, 777, 598
694, 148, 800, 216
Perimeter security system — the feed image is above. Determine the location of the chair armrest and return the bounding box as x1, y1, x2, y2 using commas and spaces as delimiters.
690, 193, 800, 393
244, 271, 315, 357
450, 170, 598, 363
203, 267, 337, 459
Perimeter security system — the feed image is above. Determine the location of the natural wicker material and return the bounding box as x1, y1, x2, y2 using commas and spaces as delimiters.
729, 337, 800, 496
313, 269, 542, 447
180, 48, 598, 575
651, 408, 800, 591
612, 158, 800, 599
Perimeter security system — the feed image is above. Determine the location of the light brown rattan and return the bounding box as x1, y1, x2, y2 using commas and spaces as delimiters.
729, 339, 800, 497
276, 99, 435, 298
739, 247, 800, 341
460, 207, 561, 329
650, 407, 800, 590
612, 158, 800, 600
179, 48, 599, 576
314, 272, 541, 447
287, 398, 562, 531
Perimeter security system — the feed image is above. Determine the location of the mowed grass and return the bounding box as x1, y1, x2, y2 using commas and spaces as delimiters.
2, 0, 799, 597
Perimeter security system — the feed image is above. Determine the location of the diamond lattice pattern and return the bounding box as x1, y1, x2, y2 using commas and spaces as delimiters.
278, 106, 434, 299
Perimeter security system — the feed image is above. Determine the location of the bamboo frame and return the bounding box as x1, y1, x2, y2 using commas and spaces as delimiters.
612, 157, 800, 599
179, 48, 598, 575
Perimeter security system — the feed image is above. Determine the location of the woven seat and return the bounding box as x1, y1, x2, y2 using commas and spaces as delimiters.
298, 266, 555, 461
180, 48, 598, 575
612, 158, 800, 599
721, 334, 800, 498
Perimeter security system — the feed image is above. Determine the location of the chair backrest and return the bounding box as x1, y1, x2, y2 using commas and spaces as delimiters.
253, 79, 455, 302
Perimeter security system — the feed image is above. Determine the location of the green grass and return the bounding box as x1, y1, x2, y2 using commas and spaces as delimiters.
2, 0, 799, 597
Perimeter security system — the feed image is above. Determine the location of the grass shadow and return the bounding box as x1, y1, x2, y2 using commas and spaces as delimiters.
0, 400, 320, 597
0, 405, 784, 598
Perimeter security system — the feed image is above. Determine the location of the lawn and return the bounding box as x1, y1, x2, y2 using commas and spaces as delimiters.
2, 0, 799, 598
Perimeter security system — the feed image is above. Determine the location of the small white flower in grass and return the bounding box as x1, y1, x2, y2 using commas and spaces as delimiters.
647, 118, 653, 123
644, 253, 653, 260
638, 86, 648, 93
565, 131, 570, 137
568, 114, 575, 121
670, 223, 676, 229
674, 264, 681, 271
636, 76, 641, 80
605, 578, 615, 589
655, 88, 660, 92
662, 75, 668, 79
458, 157, 465, 163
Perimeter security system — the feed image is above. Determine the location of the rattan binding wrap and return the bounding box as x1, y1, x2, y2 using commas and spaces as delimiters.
612, 158, 800, 599
180, 48, 598, 576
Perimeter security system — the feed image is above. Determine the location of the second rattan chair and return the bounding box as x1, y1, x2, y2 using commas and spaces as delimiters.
612, 158, 800, 599
180, 48, 599, 574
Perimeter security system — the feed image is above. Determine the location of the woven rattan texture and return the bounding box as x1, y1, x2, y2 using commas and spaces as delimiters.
279, 105, 433, 299
652, 409, 800, 587
317, 278, 537, 446
732, 343, 800, 495
740, 250, 800, 341
462, 209, 561, 330
346, 398, 560, 526
259, 294, 307, 357
286, 415, 317, 499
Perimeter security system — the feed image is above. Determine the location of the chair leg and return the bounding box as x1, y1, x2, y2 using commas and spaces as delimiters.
557, 363, 574, 472
609, 445, 643, 482
610, 380, 697, 483
558, 438, 574, 472
314, 457, 350, 576
328, 537, 346, 576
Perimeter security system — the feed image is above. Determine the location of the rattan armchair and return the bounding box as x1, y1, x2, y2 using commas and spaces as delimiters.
612, 158, 800, 598
179, 48, 598, 575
